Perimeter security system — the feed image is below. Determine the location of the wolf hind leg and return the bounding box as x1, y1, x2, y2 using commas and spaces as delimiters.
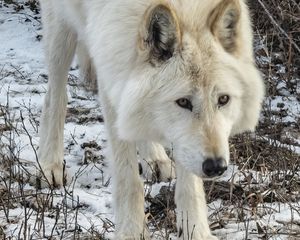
138, 141, 175, 182
76, 41, 97, 92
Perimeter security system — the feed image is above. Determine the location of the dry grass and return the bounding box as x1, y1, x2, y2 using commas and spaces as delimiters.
0, 0, 299, 239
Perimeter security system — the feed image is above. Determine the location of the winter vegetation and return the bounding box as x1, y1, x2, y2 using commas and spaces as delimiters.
0, 0, 299, 239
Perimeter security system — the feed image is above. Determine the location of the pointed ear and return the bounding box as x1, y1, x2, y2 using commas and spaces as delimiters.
208, 0, 241, 54
140, 4, 181, 63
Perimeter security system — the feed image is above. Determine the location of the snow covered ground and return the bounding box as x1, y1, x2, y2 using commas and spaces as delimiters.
0, 2, 299, 240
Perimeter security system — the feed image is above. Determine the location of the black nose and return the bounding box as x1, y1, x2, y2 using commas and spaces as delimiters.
202, 158, 227, 177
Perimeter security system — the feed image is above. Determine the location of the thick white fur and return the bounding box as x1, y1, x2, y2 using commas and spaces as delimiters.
38, 0, 264, 239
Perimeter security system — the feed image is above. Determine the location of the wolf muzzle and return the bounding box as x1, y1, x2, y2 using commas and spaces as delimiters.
202, 157, 227, 177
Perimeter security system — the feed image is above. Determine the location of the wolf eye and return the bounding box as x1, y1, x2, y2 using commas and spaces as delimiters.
218, 95, 230, 107
176, 98, 193, 111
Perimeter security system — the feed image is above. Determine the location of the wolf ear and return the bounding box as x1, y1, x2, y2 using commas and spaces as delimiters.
140, 4, 180, 63
208, 0, 241, 54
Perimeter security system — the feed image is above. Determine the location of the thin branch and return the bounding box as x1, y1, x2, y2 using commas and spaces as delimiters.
257, 0, 300, 54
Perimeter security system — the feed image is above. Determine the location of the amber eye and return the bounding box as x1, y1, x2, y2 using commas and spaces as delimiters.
218, 95, 230, 107
176, 98, 193, 111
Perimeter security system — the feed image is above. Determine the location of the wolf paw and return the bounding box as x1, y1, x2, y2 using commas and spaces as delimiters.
37, 162, 68, 188
139, 142, 175, 183
177, 227, 218, 240
140, 153, 175, 183
177, 235, 218, 240
115, 232, 150, 240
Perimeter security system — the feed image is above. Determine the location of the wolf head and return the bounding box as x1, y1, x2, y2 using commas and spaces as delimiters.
117, 0, 264, 178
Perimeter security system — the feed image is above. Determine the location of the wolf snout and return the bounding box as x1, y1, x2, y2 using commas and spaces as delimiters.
202, 157, 227, 177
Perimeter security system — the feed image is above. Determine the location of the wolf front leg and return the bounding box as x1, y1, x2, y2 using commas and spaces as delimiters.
38, 12, 77, 187
110, 140, 149, 240
175, 163, 217, 240
99, 94, 149, 240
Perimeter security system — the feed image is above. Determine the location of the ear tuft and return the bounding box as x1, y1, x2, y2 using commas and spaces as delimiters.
141, 4, 180, 63
208, 0, 241, 54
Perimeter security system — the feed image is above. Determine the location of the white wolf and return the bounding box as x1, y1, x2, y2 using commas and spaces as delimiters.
38, 0, 264, 239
